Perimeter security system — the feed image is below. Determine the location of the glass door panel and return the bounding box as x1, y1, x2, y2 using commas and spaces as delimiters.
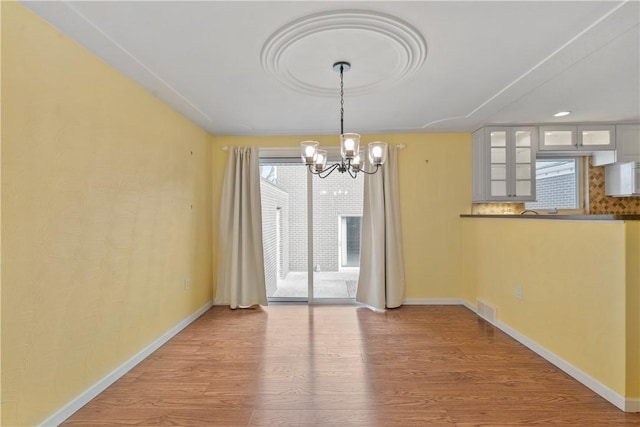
491, 148, 506, 163
581, 130, 610, 146
489, 131, 507, 198
579, 125, 615, 149
312, 163, 363, 300
491, 165, 506, 180
515, 130, 533, 198
515, 147, 531, 163
491, 181, 507, 197
490, 131, 506, 146
515, 180, 532, 196
260, 164, 308, 301
545, 131, 573, 145
515, 131, 531, 146
515, 164, 531, 180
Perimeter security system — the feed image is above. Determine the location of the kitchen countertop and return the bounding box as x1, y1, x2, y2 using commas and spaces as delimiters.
460, 214, 640, 220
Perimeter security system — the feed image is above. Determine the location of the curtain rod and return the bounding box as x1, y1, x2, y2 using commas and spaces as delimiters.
221, 144, 406, 150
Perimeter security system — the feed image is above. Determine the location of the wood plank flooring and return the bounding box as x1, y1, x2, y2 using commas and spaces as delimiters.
63, 305, 640, 426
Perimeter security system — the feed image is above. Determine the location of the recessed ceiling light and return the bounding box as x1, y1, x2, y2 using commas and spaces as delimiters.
554, 111, 571, 117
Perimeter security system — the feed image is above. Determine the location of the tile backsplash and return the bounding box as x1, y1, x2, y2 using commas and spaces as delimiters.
588, 158, 640, 214
472, 203, 524, 215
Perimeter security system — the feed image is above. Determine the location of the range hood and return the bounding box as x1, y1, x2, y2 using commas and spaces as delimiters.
605, 162, 640, 197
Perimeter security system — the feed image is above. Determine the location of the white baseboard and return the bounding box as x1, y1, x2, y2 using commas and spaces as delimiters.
461, 300, 477, 312
404, 298, 467, 305
405, 298, 638, 413
494, 319, 633, 412
39, 301, 213, 426
404, 298, 477, 313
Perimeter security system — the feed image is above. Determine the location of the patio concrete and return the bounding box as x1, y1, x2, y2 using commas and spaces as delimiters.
271, 271, 359, 299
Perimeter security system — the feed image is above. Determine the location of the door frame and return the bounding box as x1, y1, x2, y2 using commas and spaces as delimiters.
260, 147, 358, 305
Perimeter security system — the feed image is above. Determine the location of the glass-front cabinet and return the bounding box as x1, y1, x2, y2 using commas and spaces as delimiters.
473, 126, 537, 202
539, 125, 615, 151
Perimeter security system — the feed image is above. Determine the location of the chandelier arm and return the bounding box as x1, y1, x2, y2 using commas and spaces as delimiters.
307, 162, 341, 178
307, 164, 322, 175
357, 164, 381, 175
318, 163, 341, 178
307, 164, 324, 175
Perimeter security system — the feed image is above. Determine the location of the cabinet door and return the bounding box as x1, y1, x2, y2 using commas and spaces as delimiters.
539, 125, 577, 151
578, 125, 615, 150
472, 129, 487, 202
484, 127, 536, 202
487, 128, 508, 200
616, 124, 640, 163
512, 128, 536, 201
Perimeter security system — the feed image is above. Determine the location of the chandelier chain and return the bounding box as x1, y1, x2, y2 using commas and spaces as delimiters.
340, 64, 344, 135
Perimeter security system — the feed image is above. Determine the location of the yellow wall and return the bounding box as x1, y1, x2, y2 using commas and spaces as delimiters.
2, 3, 213, 425
462, 218, 639, 398
211, 134, 472, 299
626, 222, 640, 398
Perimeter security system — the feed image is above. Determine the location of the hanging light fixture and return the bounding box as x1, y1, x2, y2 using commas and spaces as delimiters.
300, 62, 387, 178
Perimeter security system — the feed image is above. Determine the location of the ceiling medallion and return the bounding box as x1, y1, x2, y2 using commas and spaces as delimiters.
261, 10, 427, 96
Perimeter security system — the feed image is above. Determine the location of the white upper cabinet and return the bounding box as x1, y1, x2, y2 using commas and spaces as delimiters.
592, 124, 640, 166
614, 125, 640, 163
539, 125, 576, 150
473, 127, 537, 202
539, 125, 615, 151
579, 125, 616, 150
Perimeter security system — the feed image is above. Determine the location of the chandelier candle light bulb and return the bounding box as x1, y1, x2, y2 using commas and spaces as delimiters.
368, 142, 387, 166
301, 140, 319, 165
315, 150, 328, 172
340, 133, 360, 160
351, 154, 361, 171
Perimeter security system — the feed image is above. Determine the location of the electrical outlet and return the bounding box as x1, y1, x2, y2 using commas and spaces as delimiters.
183, 278, 190, 290
515, 285, 522, 300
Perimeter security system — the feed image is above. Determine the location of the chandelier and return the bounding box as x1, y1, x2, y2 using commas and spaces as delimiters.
300, 61, 387, 178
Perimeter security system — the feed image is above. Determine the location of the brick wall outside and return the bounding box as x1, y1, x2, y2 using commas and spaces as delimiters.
261, 165, 364, 275
272, 166, 308, 272
310, 169, 364, 272
526, 174, 577, 210
260, 179, 289, 296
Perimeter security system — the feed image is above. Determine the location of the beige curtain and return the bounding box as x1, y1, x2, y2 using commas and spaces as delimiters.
356, 145, 405, 309
215, 147, 267, 309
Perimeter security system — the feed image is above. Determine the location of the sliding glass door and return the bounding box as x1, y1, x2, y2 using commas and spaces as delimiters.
259, 148, 363, 303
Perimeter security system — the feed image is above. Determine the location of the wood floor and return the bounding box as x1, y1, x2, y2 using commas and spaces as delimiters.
63, 305, 640, 426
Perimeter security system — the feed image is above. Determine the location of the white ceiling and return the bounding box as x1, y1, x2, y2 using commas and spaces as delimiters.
21, 1, 640, 136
